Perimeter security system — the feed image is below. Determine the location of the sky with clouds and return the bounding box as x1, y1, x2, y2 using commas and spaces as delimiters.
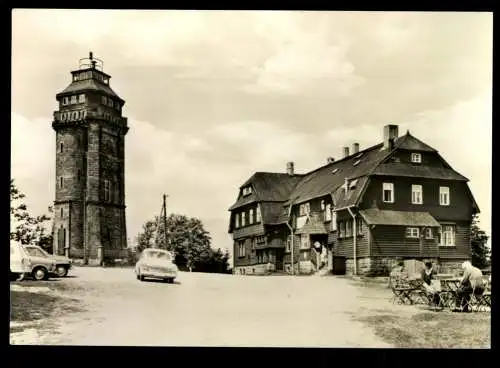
11, 10, 492, 260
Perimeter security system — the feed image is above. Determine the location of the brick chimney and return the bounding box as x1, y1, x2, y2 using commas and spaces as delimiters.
326, 157, 335, 164
383, 124, 399, 150
343, 147, 350, 158
286, 161, 294, 176
352, 143, 359, 154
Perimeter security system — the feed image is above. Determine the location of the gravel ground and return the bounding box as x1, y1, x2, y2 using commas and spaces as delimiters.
10, 267, 403, 347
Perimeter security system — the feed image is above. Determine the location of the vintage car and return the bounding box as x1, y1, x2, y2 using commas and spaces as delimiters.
10, 240, 56, 281
24, 245, 73, 277
134, 248, 178, 283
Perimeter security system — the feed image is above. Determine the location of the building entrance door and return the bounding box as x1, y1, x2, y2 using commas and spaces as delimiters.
276, 250, 284, 271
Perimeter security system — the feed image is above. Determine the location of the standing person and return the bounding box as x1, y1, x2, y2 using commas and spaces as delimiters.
455, 261, 485, 312
421, 261, 441, 307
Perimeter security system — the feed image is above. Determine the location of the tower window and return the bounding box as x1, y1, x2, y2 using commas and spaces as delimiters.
77, 169, 81, 181
104, 180, 111, 202
60, 143, 63, 153
60, 177, 64, 188
60, 208, 63, 218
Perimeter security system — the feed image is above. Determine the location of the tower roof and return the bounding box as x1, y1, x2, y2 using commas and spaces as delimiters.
55, 51, 124, 103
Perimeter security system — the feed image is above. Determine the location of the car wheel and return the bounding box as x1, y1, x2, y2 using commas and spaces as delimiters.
32, 267, 47, 281
17, 273, 25, 281
55, 265, 68, 277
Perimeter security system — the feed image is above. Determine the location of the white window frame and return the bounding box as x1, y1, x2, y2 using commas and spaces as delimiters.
249, 208, 254, 224
411, 152, 422, 163
320, 200, 325, 211
238, 241, 246, 257
286, 236, 291, 252
425, 228, 433, 239
78, 94, 86, 103
70, 95, 77, 104
325, 203, 332, 221
300, 234, 310, 249
439, 186, 450, 206
62, 97, 69, 106
411, 184, 423, 205
331, 211, 337, 230
405, 227, 420, 238
339, 221, 345, 237
242, 212, 246, 227
383, 182, 394, 203
299, 203, 310, 217
357, 218, 363, 235
345, 220, 352, 237
256, 205, 261, 223
439, 225, 455, 247
235, 214, 240, 228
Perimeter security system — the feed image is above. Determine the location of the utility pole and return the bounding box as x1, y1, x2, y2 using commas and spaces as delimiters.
163, 194, 169, 249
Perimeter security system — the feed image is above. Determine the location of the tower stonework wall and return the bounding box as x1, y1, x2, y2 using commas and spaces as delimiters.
52, 53, 128, 265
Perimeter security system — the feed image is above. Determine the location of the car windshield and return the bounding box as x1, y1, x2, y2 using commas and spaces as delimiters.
25, 247, 47, 258
144, 251, 172, 261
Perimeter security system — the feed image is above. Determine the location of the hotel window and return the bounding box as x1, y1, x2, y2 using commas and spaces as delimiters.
251, 237, 256, 250
78, 94, 86, 103
339, 221, 345, 237
331, 211, 337, 230
425, 228, 433, 239
345, 220, 352, 237
405, 227, 420, 238
242, 212, 246, 227
62, 97, 69, 106
235, 214, 240, 228
357, 218, 363, 235
411, 152, 422, 163
238, 241, 246, 257
439, 225, 455, 247
249, 209, 254, 224
299, 203, 310, 216
321, 200, 325, 211
242, 186, 252, 196
325, 203, 332, 221
256, 205, 261, 223
411, 184, 423, 205
102, 96, 107, 105
439, 187, 450, 206
286, 236, 291, 252
70, 95, 77, 104
300, 234, 310, 249
383, 182, 394, 203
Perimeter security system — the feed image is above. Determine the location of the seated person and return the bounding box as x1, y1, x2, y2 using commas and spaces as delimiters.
455, 261, 485, 312
420, 261, 441, 306
390, 261, 409, 288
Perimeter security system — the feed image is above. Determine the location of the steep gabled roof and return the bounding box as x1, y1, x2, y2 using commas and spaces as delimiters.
287, 139, 399, 206
394, 132, 437, 152
229, 172, 303, 210
372, 163, 469, 181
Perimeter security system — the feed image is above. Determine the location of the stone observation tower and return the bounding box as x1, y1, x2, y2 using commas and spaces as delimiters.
52, 52, 129, 265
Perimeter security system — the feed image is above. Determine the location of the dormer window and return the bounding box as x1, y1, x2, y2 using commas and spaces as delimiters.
355, 152, 364, 159
353, 160, 361, 166
411, 152, 422, 163
242, 186, 252, 196
349, 179, 358, 190
332, 168, 339, 174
